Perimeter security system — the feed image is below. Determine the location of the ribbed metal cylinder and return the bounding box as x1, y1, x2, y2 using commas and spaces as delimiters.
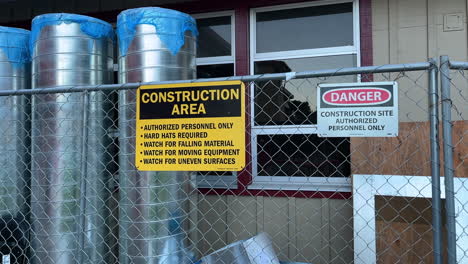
30, 13, 114, 264
0, 26, 31, 257
117, 7, 197, 264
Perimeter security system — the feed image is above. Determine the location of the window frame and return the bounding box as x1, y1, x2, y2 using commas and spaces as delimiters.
248, 0, 360, 192
192, 10, 238, 189
194, 10, 236, 67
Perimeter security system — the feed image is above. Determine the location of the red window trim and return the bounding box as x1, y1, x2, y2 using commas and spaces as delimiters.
190, 0, 371, 200
6, 0, 372, 200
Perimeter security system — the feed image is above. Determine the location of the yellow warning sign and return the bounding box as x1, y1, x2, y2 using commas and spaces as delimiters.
135, 81, 245, 171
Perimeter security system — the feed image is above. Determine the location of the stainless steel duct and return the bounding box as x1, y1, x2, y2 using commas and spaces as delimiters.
0, 26, 31, 253
117, 7, 197, 264
30, 14, 114, 264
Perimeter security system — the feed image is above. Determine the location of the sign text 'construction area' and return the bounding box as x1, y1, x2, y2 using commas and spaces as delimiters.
136, 81, 245, 171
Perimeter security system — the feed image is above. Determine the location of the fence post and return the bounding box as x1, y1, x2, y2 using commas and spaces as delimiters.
79, 91, 90, 264
439, 55, 457, 264
428, 58, 442, 264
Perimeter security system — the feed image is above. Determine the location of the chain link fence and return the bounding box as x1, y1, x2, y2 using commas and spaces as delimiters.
0, 59, 466, 264
441, 58, 468, 264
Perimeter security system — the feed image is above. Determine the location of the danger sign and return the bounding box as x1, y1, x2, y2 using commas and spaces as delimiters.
317, 82, 398, 137
135, 81, 245, 171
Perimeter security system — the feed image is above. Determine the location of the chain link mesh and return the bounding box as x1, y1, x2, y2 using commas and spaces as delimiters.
0, 63, 466, 264
445, 66, 468, 263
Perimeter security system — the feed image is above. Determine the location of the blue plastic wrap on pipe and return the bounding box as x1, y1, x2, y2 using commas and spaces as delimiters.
116, 7, 198, 56
0, 26, 31, 65
30, 13, 114, 54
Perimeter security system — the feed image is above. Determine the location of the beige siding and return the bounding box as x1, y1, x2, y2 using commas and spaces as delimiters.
0, 0, 463, 263
196, 195, 229, 254
194, 194, 353, 264
373, 0, 468, 122
373, 0, 467, 63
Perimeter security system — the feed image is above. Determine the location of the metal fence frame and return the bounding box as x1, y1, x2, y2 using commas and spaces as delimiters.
0, 58, 466, 263
441, 56, 468, 264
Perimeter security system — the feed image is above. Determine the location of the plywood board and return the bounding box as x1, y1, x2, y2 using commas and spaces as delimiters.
351, 121, 467, 177
375, 196, 448, 264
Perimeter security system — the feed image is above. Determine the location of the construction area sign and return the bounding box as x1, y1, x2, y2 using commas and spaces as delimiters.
317, 82, 398, 137
135, 81, 245, 171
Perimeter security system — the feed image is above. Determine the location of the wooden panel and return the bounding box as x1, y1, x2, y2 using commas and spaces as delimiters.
320, 200, 330, 263
256, 196, 264, 234
395, 0, 428, 63
351, 121, 467, 177
376, 221, 436, 263
294, 198, 324, 263
263, 197, 290, 261
196, 194, 228, 256
226, 195, 258, 243
449, 72, 468, 122
288, 198, 297, 259
451, 120, 468, 177
397, 73, 429, 122
374, 0, 467, 62
375, 196, 448, 263
188, 192, 200, 258
328, 199, 353, 264
433, 0, 467, 61
194, 196, 359, 263
351, 121, 433, 176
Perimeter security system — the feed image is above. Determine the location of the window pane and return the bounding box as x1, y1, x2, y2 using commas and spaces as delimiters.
257, 134, 350, 177
197, 63, 234, 78
256, 3, 353, 53
254, 55, 356, 126
197, 16, 232, 57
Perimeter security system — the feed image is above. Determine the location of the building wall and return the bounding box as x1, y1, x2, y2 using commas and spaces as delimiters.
1, 0, 465, 262
373, 0, 468, 64
361, 0, 467, 177
190, 194, 354, 264
192, 0, 467, 262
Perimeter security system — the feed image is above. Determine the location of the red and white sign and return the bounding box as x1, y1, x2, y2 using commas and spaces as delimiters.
317, 82, 398, 137
322, 88, 392, 106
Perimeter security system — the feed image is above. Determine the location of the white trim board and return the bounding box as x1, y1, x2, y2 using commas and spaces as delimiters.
353, 174, 468, 264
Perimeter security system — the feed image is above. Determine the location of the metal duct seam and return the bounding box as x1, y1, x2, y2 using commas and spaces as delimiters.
117, 7, 198, 56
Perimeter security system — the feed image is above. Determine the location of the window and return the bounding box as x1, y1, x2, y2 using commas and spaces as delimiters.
195, 11, 235, 78
249, 0, 360, 191
193, 11, 237, 188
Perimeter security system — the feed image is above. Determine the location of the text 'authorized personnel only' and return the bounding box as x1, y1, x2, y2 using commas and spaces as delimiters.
136, 81, 246, 171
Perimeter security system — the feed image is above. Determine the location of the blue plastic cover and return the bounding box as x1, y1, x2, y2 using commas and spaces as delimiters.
0, 26, 31, 64
117, 7, 198, 56
30, 13, 114, 54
